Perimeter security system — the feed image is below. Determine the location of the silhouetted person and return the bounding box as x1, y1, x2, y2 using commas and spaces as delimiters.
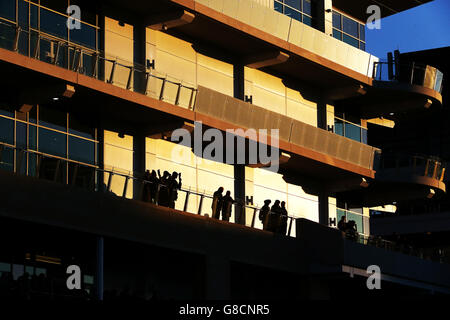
268, 200, 282, 232
157, 170, 171, 206
221, 191, 234, 221
142, 170, 152, 202
345, 220, 359, 242
259, 200, 271, 230
148, 170, 160, 203
168, 172, 182, 209
278, 201, 288, 235
338, 216, 347, 232
212, 187, 224, 219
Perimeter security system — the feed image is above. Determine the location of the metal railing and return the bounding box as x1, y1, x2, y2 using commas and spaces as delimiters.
0, 20, 197, 109
0, 142, 297, 236
1, 142, 446, 262
376, 152, 446, 182
372, 60, 444, 94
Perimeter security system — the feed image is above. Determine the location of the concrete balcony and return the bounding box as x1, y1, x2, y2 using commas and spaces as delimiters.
337, 152, 447, 207
163, 0, 378, 88
335, 61, 444, 119
1, 169, 449, 295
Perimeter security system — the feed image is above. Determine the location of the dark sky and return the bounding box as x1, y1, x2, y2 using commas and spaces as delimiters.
366, 0, 450, 59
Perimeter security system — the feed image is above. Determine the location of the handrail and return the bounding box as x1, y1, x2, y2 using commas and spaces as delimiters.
1, 142, 446, 263
372, 60, 444, 94
376, 151, 446, 182
0, 20, 198, 109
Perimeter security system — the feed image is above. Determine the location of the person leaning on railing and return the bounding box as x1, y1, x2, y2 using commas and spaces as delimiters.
221, 191, 234, 222
212, 187, 224, 219
259, 200, 271, 230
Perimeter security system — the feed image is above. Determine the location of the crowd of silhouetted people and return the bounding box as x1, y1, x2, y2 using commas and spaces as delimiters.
142, 169, 182, 209
337, 216, 360, 241
258, 199, 289, 235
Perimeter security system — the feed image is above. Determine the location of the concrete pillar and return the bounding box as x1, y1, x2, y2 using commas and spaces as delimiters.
96, 236, 104, 301
233, 62, 246, 224
205, 255, 231, 299
133, 22, 146, 93
315, 0, 333, 36
318, 193, 329, 226
317, 98, 328, 130
133, 133, 146, 200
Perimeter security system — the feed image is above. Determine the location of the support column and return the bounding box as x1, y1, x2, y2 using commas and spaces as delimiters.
96, 236, 104, 301
317, 97, 328, 130
233, 62, 246, 224
318, 192, 329, 226
315, 0, 333, 36
133, 133, 146, 200
205, 255, 230, 300
133, 22, 147, 93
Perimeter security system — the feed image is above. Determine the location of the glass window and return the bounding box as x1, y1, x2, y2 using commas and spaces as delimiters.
0, 117, 14, 145
40, 8, 68, 39
18, 0, 29, 28
0, 0, 16, 21
0, 262, 10, 272
359, 24, 365, 41
336, 208, 346, 222
362, 128, 368, 144
343, 16, 358, 38
285, 0, 300, 10
69, 136, 96, 165
30, 3, 38, 29
274, 1, 283, 13
39, 128, 67, 157
345, 122, 361, 142
16, 121, 27, 149
359, 41, 365, 51
29, 124, 37, 150
334, 118, 344, 136
303, 15, 312, 26
39, 105, 67, 132
0, 20, 16, 50
332, 29, 342, 40
40, 0, 68, 14
332, 12, 341, 29
343, 34, 359, 49
69, 114, 95, 140
302, 0, 312, 16
285, 7, 301, 21
0, 104, 14, 117
0, 147, 14, 172
70, 23, 96, 49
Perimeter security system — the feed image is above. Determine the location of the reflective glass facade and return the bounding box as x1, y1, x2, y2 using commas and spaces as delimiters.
334, 116, 367, 144
332, 10, 365, 51
274, 0, 313, 26
0, 0, 99, 64
0, 103, 98, 184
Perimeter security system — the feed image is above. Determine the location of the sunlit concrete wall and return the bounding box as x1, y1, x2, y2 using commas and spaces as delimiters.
195, 0, 378, 77
104, 130, 134, 199
104, 17, 134, 89
145, 28, 234, 103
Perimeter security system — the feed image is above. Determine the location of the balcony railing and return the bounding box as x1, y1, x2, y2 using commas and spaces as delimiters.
376, 152, 446, 182
372, 60, 444, 94
0, 20, 197, 109
1, 142, 446, 262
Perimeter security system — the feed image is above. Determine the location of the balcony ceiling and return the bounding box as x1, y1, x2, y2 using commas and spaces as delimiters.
333, 0, 433, 21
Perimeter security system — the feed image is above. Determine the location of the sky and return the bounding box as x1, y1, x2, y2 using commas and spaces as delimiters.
366, 0, 450, 59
